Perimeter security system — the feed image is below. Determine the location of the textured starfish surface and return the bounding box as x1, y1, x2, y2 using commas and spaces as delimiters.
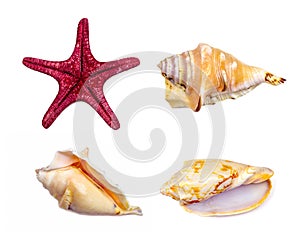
23, 18, 140, 130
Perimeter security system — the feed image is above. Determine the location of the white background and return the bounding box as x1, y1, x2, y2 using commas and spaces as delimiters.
1, 0, 299, 245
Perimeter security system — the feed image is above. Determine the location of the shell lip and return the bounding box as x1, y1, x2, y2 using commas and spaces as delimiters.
164, 77, 201, 112
181, 179, 273, 217
160, 159, 274, 216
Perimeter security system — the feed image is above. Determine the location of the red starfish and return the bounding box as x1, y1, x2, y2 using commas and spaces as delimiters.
23, 18, 140, 130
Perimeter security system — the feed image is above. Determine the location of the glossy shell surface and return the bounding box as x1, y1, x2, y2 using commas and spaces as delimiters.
36, 150, 142, 216
161, 159, 273, 216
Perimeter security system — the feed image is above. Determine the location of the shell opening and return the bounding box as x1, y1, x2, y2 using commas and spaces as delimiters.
182, 180, 272, 216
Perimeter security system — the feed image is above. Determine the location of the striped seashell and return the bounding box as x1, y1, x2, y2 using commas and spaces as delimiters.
158, 43, 285, 111
161, 159, 273, 216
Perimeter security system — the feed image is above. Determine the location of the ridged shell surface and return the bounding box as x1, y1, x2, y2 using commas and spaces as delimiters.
159, 43, 285, 111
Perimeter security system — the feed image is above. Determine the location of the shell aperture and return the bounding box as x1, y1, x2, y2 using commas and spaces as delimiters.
161, 159, 273, 216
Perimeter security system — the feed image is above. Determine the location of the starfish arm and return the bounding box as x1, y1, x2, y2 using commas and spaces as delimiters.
92, 57, 140, 81
80, 57, 140, 130
42, 83, 80, 128
80, 86, 120, 130
99, 98, 120, 130
23, 57, 77, 82
70, 18, 103, 75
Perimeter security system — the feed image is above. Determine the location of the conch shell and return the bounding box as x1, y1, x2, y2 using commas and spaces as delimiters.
36, 150, 142, 216
158, 43, 285, 110
161, 159, 273, 216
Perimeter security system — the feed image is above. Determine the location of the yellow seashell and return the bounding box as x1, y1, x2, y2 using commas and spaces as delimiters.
161, 159, 273, 216
158, 43, 285, 111
36, 150, 142, 216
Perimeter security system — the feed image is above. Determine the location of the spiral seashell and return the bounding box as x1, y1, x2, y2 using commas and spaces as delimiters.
158, 43, 285, 111
36, 150, 142, 216
161, 159, 273, 216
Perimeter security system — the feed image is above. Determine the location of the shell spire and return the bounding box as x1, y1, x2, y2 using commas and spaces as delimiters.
265, 72, 286, 85
158, 43, 285, 111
